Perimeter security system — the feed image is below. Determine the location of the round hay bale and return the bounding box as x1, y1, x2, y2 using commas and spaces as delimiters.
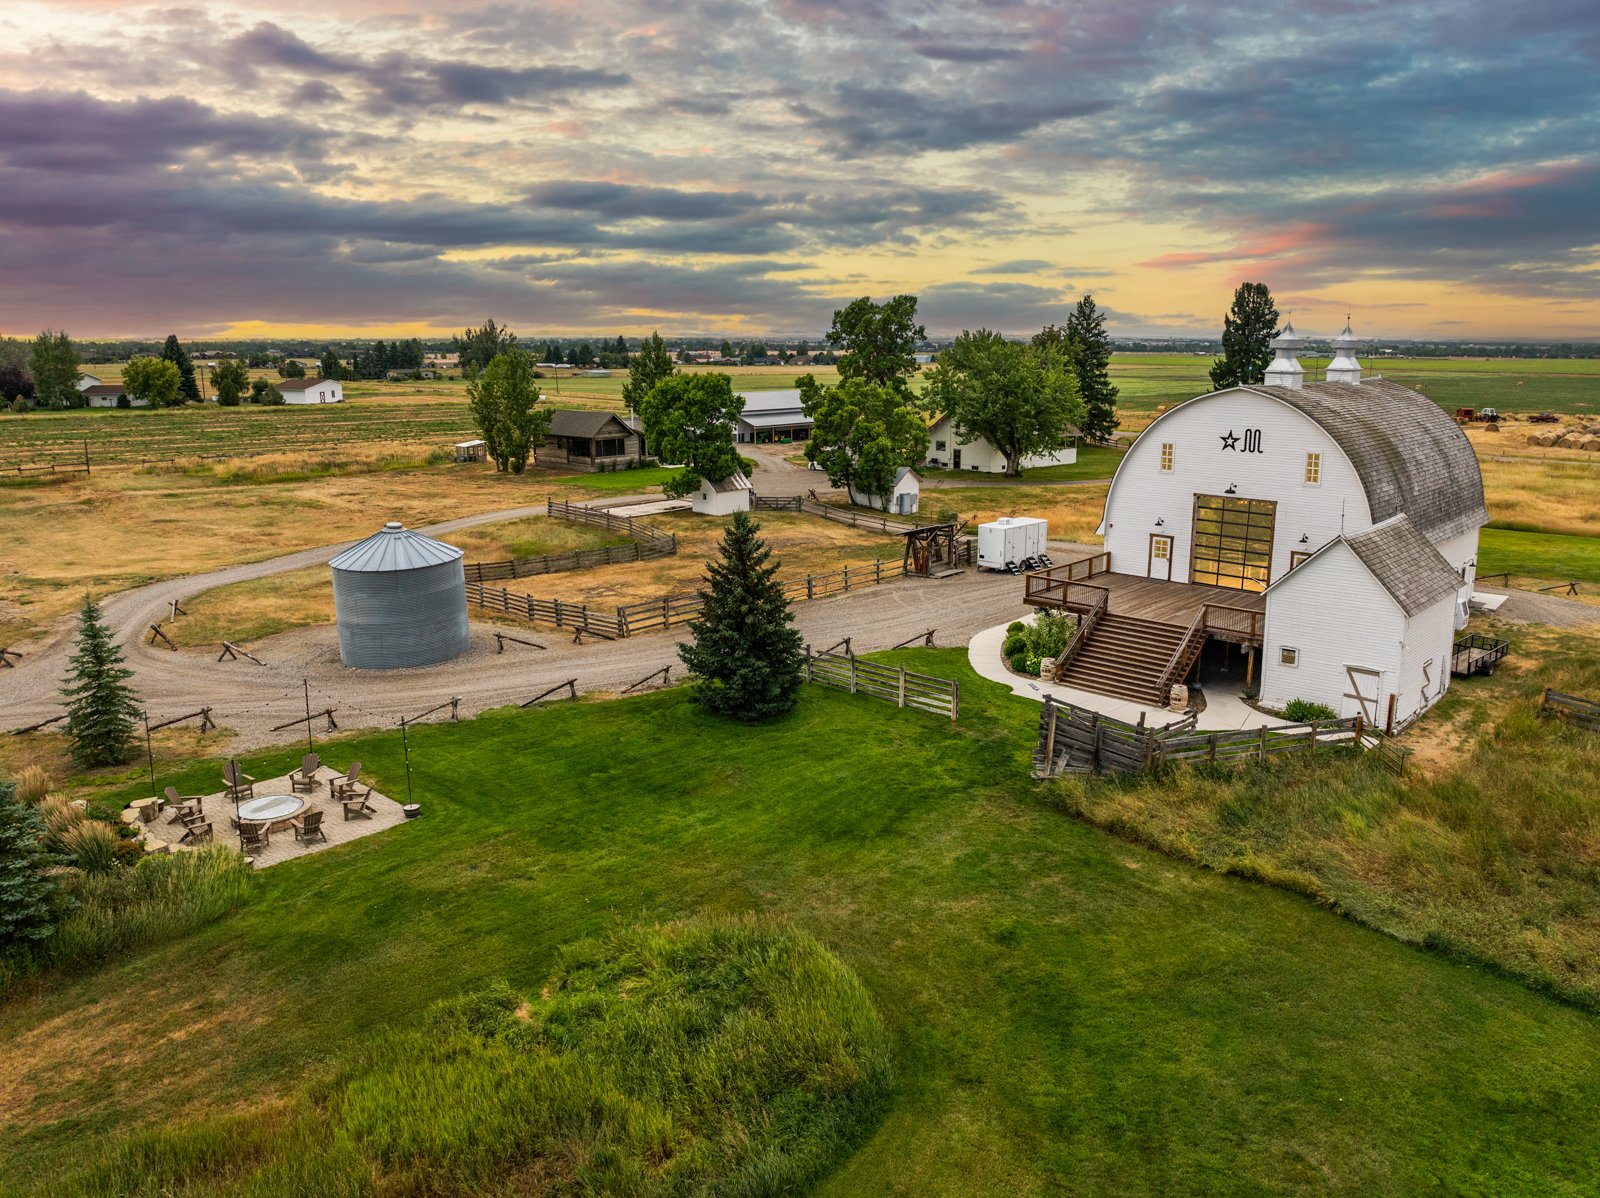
1527, 433, 1543, 446
1582, 436, 1600, 452
1538, 433, 1559, 447
1484, 421, 1501, 433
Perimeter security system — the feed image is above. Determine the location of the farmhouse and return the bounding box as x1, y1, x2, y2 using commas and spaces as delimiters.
1028, 322, 1487, 729
735, 390, 812, 444
80, 383, 143, 408
924, 413, 1079, 473
538, 410, 647, 471
277, 378, 344, 404
75, 374, 102, 391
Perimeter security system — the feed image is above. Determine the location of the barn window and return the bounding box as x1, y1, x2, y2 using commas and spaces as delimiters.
1280, 647, 1299, 666
1159, 442, 1174, 472
936, 440, 946, 451
1304, 452, 1321, 484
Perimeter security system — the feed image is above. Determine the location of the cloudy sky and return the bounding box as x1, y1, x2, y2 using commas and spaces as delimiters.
2, 0, 1597, 340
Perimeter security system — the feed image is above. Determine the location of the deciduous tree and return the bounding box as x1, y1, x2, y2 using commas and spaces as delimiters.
60, 595, 141, 769
798, 376, 926, 504
1210, 282, 1280, 389
621, 330, 675, 415
29, 330, 80, 409
638, 373, 744, 499
211, 358, 249, 407
123, 356, 182, 408
455, 319, 518, 377
468, 347, 549, 473
923, 330, 1083, 477
827, 295, 926, 395
678, 512, 805, 722
278, 357, 308, 379
161, 335, 201, 403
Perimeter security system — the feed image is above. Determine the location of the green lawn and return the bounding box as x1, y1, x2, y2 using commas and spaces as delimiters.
920, 444, 1124, 484
1480, 526, 1600, 586
9, 653, 1600, 1194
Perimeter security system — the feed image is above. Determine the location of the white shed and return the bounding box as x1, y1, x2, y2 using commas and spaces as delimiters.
277, 378, 344, 404
849, 467, 921, 515
1259, 515, 1462, 730
925, 413, 1078, 473
692, 471, 753, 515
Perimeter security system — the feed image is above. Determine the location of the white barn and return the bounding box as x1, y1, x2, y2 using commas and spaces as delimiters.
691, 471, 753, 515
734, 390, 811, 444
277, 378, 344, 404
925, 413, 1078, 473
1028, 322, 1487, 726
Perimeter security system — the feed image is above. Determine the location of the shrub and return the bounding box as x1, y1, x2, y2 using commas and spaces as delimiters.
1002, 634, 1026, 657
1006, 620, 1026, 636
39, 792, 86, 853
54, 916, 893, 1197
61, 819, 121, 875
1009, 651, 1029, 674
13, 764, 50, 804
1021, 610, 1074, 660
1283, 698, 1337, 722
1025, 654, 1043, 677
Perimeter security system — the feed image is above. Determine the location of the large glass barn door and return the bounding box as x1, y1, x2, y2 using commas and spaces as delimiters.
1190, 494, 1276, 591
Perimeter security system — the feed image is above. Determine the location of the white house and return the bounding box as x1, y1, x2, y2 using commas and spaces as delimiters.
735, 390, 812, 444
925, 413, 1078, 473
1078, 320, 1487, 722
81, 383, 145, 408
1259, 514, 1463, 728
692, 471, 753, 515
75, 374, 102, 392
849, 467, 921, 516
277, 378, 344, 404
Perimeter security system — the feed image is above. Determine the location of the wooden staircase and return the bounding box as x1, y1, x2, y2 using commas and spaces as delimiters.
1055, 613, 1189, 706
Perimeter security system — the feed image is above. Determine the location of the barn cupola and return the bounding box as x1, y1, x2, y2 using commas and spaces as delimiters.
1263, 321, 1305, 389
1326, 317, 1363, 384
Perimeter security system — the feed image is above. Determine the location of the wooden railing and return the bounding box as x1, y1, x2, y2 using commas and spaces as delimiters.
1156, 608, 1208, 701
463, 498, 677, 583
1201, 603, 1264, 643
1024, 558, 1111, 609
1543, 688, 1600, 732
805, 651, 959, 721
1051, 588, 1108, 680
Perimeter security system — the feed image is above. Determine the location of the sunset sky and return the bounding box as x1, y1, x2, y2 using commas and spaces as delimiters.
2, 0, 1597, 341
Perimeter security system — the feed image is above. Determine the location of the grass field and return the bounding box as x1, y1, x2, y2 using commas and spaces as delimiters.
1479, 527, 1600, 596
9, 653, 1600, 1194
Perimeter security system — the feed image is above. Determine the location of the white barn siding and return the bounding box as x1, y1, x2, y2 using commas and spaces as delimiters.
1432, 527, 1481, 627
1101, 393, 1372, 584
1396, 594, 1457, 724
926, 415, 1077, 473
1260, 542, 1404, 719
691, 474, 752, 516
282, 380, 344, 404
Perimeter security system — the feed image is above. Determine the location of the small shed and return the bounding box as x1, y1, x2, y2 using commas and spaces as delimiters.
454, 439, 487, 463
1259, 514, 1463, 730
849, 467, 920, 515
692, 471, 753, 515
329, 521, 470, 670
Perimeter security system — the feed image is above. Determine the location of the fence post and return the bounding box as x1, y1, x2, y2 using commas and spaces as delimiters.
1259, 725, 1268, 762
807, 576, 815, 600
805, 646, 813, 682
844, 565, 851, 593
1044, 697, 1057, 768
898, 666, 906, 709
950, 680, 959, 722
850, 655, 858, 694
1208, 732, 1218, 762
875, 560, 883, 584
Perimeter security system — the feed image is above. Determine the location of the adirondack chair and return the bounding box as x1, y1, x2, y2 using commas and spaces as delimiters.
238, 821, 270, 853
164, 786, 204, 824
341, 789, 375, 820
180, 820, 213, 845
292, 808, 328, 844
331, 762, 363, 802
290, 753, 321, 794
223, 761, 255, 802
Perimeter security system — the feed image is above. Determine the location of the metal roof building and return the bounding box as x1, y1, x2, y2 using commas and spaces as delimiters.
328, 522, 470, 670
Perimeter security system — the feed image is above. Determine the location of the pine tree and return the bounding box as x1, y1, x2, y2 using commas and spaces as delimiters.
60, 595, 142, 769
0, 778, 59, 957
678, 512, 805, 722
161, 334, 201, 404
1209, 282, 1280, 389
1065, 294, 1119, 442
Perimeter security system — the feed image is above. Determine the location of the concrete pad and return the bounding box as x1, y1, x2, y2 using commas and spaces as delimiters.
603, 499, 691, 517
1470, 591, 1509, 611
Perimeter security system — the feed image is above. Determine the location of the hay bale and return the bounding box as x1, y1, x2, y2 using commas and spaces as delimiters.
1527, 434, 1544, 446
1582, 436, 1600, 452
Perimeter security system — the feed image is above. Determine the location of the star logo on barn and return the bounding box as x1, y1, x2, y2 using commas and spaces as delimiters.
1220, 430, 1240, 451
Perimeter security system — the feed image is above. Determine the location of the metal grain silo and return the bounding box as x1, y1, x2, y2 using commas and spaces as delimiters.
329, 521, 470, 669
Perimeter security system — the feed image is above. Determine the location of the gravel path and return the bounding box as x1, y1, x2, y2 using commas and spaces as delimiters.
0, 501, 1028, 749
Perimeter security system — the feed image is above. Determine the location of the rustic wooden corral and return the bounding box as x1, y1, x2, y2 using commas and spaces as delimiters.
523, 679, 578, 707
1451, 633, 1508, 677
804, 650, 959, 721
462, 498, 678, 583
1543, 688, 1600, 732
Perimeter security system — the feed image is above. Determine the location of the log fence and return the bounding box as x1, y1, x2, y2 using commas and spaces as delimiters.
494, 632, 546, 653
523, 679, 578, 707
148, 624, 177, 650
218, 641, 264, 665
463, 498, 677, 583
0, 646, 19, 668
890, 629, 937, 649
622, 666, 673, 694
1543, 688, 1600, 732
804, 650, 959, 721
271, 707, 339, 734
11, 713, 68, 735
400, 697, 460, 726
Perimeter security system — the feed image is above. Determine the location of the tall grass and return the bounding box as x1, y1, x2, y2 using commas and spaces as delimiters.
58, 819, 119, 875
13, 764, 50, 804
47, 915, 893, 1197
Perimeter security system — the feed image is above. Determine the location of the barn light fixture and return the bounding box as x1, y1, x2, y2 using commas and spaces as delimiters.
1155, 517, 1165, 527
1225, 483, 1238, 495
1299, 533, 1310, 544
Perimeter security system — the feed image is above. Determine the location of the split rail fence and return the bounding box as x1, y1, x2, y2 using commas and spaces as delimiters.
463, 498, 677, 583
804, 651, 959, 720
1033, 696, 1370, 778
1543, 688, 1600, 732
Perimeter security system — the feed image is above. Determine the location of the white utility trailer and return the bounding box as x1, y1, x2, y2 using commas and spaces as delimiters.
977, 516, 1048, 572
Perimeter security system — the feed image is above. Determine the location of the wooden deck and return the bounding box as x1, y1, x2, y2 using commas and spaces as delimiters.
1096, 573, 1265, 625
1025, 565, 1266, 643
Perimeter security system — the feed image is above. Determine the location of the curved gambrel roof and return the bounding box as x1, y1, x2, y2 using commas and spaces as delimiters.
1103, 379, 1488, 543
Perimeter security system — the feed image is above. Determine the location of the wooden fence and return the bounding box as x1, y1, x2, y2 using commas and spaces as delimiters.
805, 651, 959, 720
1543, 688, 1600, 731
463, 498, 676, 583
1032, 695, 1364, 778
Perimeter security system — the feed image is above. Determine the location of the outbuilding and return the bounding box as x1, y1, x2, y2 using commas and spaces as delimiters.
538, 410, 647, 470
925, 413, 1078, 473
735, 390, 812, 444
328, 521, 470, 670
81, 383, 143, 408
691, 471, 753, 515
453, 439, 487, 463
277, 378, 344, 404
849, 466, 921, 515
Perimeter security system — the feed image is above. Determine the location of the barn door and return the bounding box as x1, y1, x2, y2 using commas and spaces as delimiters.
1148, 534, 1174, 581
1341, 666, 1383, 723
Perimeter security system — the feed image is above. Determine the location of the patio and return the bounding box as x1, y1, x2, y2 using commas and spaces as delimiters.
123, 765, 409, 868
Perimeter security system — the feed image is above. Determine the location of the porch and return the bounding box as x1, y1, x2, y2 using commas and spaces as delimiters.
1023, 555, 1266, 643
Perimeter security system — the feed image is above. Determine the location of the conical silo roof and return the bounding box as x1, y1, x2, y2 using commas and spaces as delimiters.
329, 521, 463, 572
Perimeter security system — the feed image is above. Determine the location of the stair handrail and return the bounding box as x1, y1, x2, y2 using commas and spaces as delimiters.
1156, 607, 1208, 703
1050, 587, 1109, 680
1200, 602, 1263, 642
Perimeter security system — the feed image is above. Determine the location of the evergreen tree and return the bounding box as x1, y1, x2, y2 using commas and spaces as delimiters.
1063, 294, 1119, 442
319, 347, 342, 380
161, 335, 201, 404
621, 330, 675, 414
720, 339, 735, 358
468, 347, 549, 473
0, 777, 59, 957
60, 595, 141, 769
678, 512, 805, 722
613, 335, 628, 357
1209, 282, 1280, 389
